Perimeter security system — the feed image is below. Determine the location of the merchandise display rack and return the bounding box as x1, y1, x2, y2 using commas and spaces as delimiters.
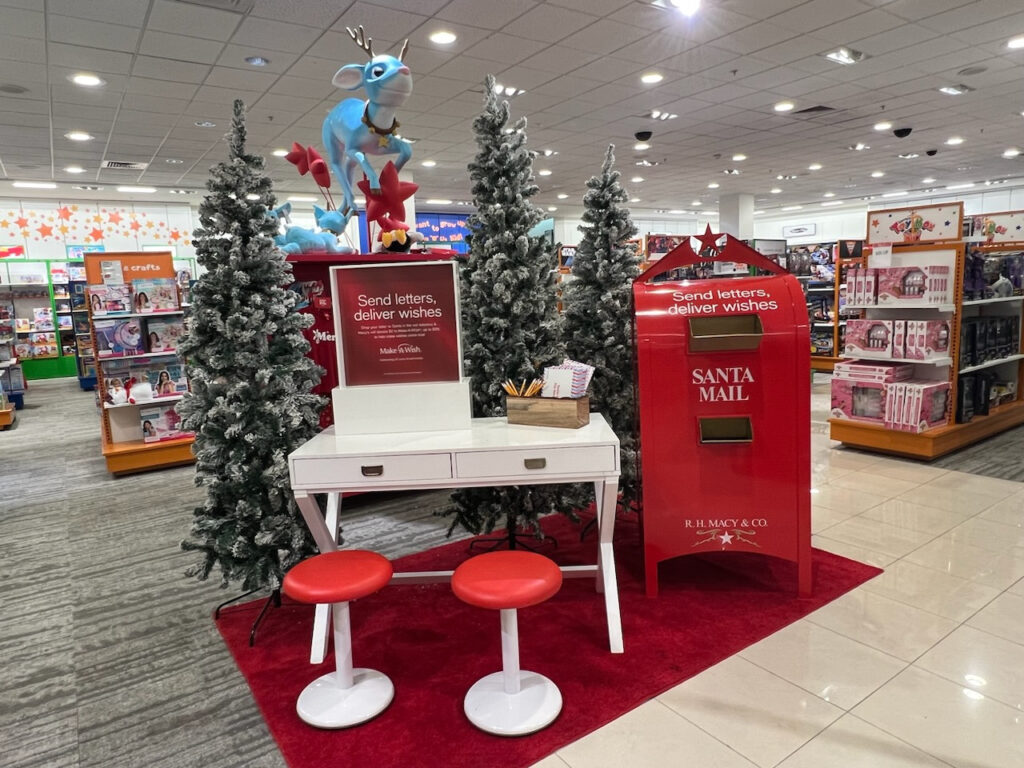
830, 226, 1024, 458
806, 256, 864, 372
84, 251, 195, 475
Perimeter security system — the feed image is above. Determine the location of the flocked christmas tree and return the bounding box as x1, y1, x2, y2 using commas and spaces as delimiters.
562, 145, 641, 508
447, 75, 565, 539
178, 99, 324, 593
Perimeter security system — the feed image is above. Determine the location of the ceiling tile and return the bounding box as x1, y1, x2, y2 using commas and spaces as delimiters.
47, 42, 132, 74
48, 14, 141, 53
3, 5, 43, 36
462, 34, 549, 66
139, 30, 226, 64
437, 0, 539, 30
131, 56, 211, 84
46, 0, 149, 26
215, 44, 300, 74
147, 0, 241, 41
0, 31, 45, 63
249, 0, 346, 28
503, 5, 599, 44
230, 16, 324, 53
203, 66, 279, 92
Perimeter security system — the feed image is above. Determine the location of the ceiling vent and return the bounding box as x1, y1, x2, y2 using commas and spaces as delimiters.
101, 160, 149, 171
172, 0, 255, 12
793, 105, 835, 115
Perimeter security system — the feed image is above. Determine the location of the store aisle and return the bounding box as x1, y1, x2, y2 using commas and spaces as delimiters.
2, 378, 1022, 768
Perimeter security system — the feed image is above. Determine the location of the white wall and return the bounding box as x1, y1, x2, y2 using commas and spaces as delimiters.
553, 213, 719, 247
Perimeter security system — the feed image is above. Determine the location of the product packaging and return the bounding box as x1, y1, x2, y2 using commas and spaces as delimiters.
876, 265, 953, 305
830, 378, 886, 424
844, 319, 894, 358
903, 319, 952, 361
833, 361, 914, 383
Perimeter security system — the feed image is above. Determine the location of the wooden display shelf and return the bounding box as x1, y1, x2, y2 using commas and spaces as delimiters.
811, 355, 840, 372
101, 434, 195, 476
830, 399, 1024, 460
0, 403, 14, 429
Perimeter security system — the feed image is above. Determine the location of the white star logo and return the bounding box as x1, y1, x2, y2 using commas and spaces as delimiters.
719, 532, 734, 545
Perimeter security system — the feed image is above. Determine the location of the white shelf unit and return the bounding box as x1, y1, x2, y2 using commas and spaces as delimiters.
962, 296, 1024, 306
104, 394, 185, 410
959, 354, 1024, 375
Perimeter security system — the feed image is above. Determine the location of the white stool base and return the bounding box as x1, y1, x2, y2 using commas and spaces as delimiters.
296, 668, 394, 729
464, 670, 562, 736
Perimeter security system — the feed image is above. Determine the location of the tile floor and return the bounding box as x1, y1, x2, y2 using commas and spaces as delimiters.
536, 433, 1024, 768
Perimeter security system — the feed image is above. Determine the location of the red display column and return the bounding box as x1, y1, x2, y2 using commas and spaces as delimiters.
633, 230, 812, 597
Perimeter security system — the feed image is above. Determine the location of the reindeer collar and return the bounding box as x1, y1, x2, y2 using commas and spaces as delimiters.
362, 104, 400, 137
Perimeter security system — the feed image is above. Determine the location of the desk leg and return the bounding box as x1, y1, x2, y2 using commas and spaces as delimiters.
295, 492, 344, 664
594, 478, 624, 653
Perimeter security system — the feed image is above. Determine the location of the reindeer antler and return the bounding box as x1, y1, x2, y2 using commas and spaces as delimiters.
346, 25, 374, 58
398, 39, 409, 62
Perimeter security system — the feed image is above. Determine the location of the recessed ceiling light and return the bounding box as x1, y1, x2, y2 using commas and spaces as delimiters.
65, 131, 93, 141
824, 47, 866, 65
882, 191, 908, 198
667, 0, 701, 16
13, 181, 57, 189
430, 30, 457, 45
871, 171, 885, 178
823, 192, 835, 198
421, 159, 437, 167
723, 169, 740, 175
631, 176, 644, 182
776, 174, 797, 180
165, 158, 183, 164
1007, 35, 1024, 49
669, 209, 685, 214
245, 193, 260, 200
690, 200, 702, 206
860, 195, 876, 201
774, 101, 795, 112
538, 169, 552, 176
753, 210, 764, 215
731, 153, 746, 161
781, 205, 803, 211
493, 82, 525, 97
547, 206, 558, 212
849, 143, 870, 151
922, 177, 936, 183
946, 182, 975, 190
946, 136, 964, 145
271, 149, 288, 157
557, 193, 569, 199
898, 153, 919, 159
194, 120, 216, 128
939, 84, 973, 95
634, 142, 650, 151
0, 83, 29, 94
543, 149, 558, 157
821, 200, 844, 207
288, 195, 318, 202
70, 73, 104, 87
650, 110, 678, 120
426, 198, 453, 205
770, 187, 782, 194
707, 182, 720, 188
73, 185, 102, 191
64, 165, 85, 174
808, 163, 822, 171
630, 197, 640, 202
874, 121, 892, 131
640, 72, 663, 84
167, 189, 194, 195
245, 56, 270, 66
116, 186, 156, 193
1002, 147, 1021, 158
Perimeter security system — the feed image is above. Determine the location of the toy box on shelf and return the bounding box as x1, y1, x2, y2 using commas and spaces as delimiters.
831, 203, 1024, 458
84, 251, 194, 475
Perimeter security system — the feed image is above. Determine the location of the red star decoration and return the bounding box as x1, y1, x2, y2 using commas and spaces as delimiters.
15, 216, 28, 228
695, 224, 723, 255
871, 219, 880, 227
89, 227, 105, 242
357, 161, 418, 228
36, 224, 53, 237
57, 206, 72, 220
170, 230, 181, 241
108, 212, 122, 224
130, 220, 141, 231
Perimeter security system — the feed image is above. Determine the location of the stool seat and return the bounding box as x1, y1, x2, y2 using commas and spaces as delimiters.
452, 550, 562, 610
283, 550, 392, 605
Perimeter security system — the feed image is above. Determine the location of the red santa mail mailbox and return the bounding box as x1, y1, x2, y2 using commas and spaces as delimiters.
633, 229, 812, 597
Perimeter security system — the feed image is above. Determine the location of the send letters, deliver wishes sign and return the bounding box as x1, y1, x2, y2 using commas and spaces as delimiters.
331, 261, 461, 387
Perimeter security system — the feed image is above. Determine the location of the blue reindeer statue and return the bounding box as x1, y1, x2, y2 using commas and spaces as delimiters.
322, 25, 414, 228
269, 202, 355, 255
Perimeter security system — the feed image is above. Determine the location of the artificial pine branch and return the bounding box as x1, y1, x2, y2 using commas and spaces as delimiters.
446, 75, 568, 539
177, 99, 325, 592
562, 145, 641, 509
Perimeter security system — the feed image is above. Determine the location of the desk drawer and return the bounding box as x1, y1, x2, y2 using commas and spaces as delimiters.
455, 445, 616, 479
292, 453, 452, 487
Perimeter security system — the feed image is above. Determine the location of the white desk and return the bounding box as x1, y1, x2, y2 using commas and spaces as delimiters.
288, 414, 623, 662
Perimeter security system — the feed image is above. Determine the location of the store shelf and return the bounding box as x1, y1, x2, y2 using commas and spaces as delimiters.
806, 286, 835, 293
0, 358, 19, 368
830, 399, 1024, 460
810, 355, 841, 372
104, 394, 185, 409
841, 356, 952, 366
962, 296, 1024, 306
96, 350, 181, 362
101, 433, 195, 476
959, 354, 1024, 375
94, 310, 185, 319
845, 303, 956, 313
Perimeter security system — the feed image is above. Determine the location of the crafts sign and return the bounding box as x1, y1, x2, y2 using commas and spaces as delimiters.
331, 261, 461, 386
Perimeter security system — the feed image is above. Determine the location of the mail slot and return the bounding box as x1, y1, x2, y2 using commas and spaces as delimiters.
633, 233, 812, 597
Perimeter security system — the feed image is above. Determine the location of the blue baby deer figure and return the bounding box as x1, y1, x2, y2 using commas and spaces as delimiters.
323, 26, 413, 227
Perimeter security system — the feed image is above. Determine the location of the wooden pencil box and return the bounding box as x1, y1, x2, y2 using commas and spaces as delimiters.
505, 395, 590, 429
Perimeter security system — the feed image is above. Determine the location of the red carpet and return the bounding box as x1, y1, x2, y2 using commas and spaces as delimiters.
216, 512, 881, 768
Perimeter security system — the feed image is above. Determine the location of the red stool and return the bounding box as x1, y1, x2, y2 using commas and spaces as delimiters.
283, 550, 393, 729
452, 550, 563, 735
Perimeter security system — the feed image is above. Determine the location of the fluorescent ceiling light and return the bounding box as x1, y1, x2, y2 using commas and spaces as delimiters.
71, 73, 104, 87
823, 192, 835, 198
168, 189, 193, 195
430, 31, 457, 44
426, 198, 453, 204
493, 83, 524, 97
245, 56, 270, 66
640, 72, 663, 84
849, 143, 869, 151
825, 47, 865, 65
64, 165, 85, 174
690, 200, 702, 206
1002, 148, 1021, 158
808, 163, 822, 171
547, 206, 557, 212
630, 197, 640, 202
707, 182, 720, 189
271, 149, 288, 157
164, 158, 183, 164
13, 181, 57, 189
871, 171, 885, 178
1007, 35, 1024, 49
631, 176, 644, 182
881, 191, 907, 198
543, 149, 558, 157
557, 194, 568, 199
194, 120, 216, 128
898, 153, 919, 159
770, 187, 782, 194
634, 142, 650, 151
420, 160, 437, 168
117, 186, 156, 193
821, 201, 844, 206
945, 182, 975, 190
669, 209, 685, 214
773, 101, 795, 112
538, 169, 552, 176
874, 121, 892, 131
669, 0, 701, 16
946, 136, 964, 145
650, 110, 677, 120
753, 210, 764, 215
939, 84, 973, 95
65, 131, 93, 141
287, 195, 318, 202
781, 205, 803, 211
73, 185, 102, 191
731, 153, 746, 161
922, 177, 936, 183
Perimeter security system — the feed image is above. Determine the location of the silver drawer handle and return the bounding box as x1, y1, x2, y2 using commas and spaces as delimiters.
524, 458, 546, 470
361, 465, 384, 477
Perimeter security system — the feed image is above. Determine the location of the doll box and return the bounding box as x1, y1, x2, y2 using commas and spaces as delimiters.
830, 378, 886, 424
844, 319, 894, 358
903, 319, 952, 361
876, 265, 952, 305
833, 361, 914, 383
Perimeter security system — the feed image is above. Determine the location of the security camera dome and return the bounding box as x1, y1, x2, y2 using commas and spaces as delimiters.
893, 127, 913, 138
926, 149, 938, 156
634, 130, 653, 142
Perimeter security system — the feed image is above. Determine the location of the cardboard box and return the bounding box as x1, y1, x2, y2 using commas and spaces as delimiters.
831, 378, 886, 424
845, 319, 894, 358
833, 361, 914, 383
876, 265, 953, 305
903, 319, 952, 361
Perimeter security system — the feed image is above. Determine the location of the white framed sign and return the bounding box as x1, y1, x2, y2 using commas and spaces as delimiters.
782, 224, 816, 238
